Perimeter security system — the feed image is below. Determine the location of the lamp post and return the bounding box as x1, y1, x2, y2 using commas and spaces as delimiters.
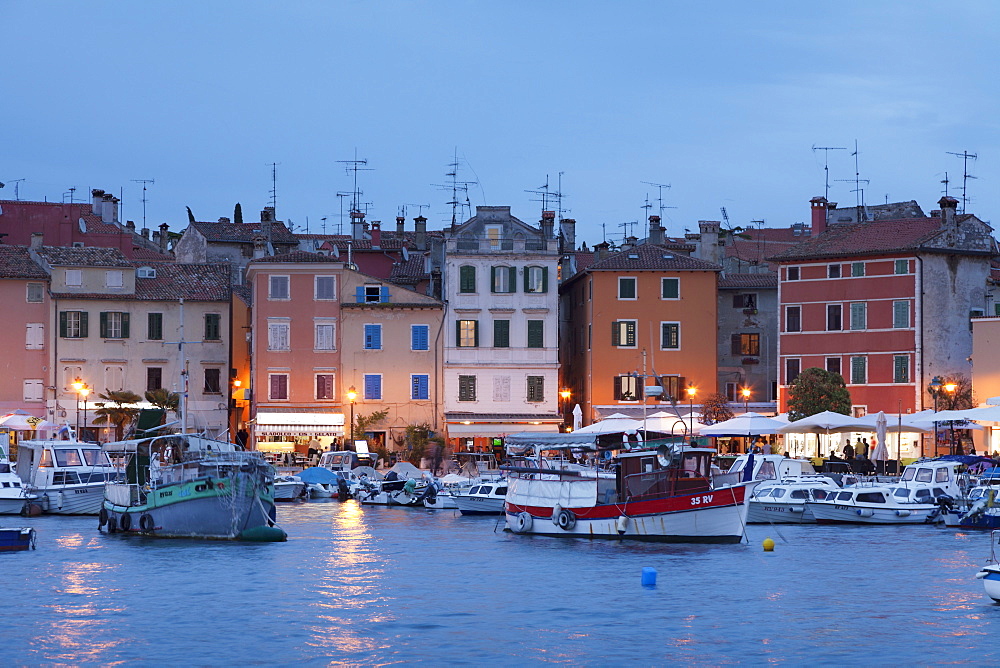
686, 386, 697, 440
71, 377, 84, 436
944, 381, 958, 455
346, 385, 357, 446
929, 375, 942, 456
559, 388, 571, 430
80, 384, 90, 442
741, 387, 751, 414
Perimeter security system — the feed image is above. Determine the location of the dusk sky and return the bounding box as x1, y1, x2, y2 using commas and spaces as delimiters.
4, 2, 998, 246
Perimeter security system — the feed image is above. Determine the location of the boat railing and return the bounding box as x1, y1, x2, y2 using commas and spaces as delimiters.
623, 470, 709, 500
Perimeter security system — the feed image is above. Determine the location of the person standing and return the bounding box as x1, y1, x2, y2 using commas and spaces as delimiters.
843, 439, 855, 460
860, 438, 869, 459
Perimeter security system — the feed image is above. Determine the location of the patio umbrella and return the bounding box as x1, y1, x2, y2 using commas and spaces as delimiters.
871, 412, 890, 461
574, 413, 643, 435
572, 404, 583, 432
642, 411, 707, 435
777, 411, 867, 457
699, 412, 786, 436
0, 413, 59, 431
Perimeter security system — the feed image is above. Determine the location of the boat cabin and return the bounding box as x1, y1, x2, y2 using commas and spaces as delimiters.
16, 440, 113, 488
897, 460, 965, 498
318, 450, 380, 472
618, 447, 715, 500
728, 454, 817, 482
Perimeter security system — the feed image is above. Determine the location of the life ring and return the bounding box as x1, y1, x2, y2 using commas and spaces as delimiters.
119, 512, 133, 532
99, 507, 109, 527
512, 511, 533, 533
106, 516, 118, 534
555, 508, 577, 531
139, 514, 155, 533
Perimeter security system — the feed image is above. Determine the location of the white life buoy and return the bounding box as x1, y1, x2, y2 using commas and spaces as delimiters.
512, 512, 533, 533
556, 508, 577, 531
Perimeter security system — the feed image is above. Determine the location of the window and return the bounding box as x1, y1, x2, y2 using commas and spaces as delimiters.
356, 285, 389, 303
828, 264, 841, 278
316, 374, 335, 400
661, 322, 681, 350
486, 225, 502, 250
732, 293, 756, 309
493, 320, 510, 348
661, 376, 686, 401
147, 367, 162, 392
786, 266, 800, 281
524, 266, 548, 293
725, 382, 738, 402
661, 277, 680, 300
850, 356, 867, 384
895, 259, 909, 275
456, 320, 479, 347
104, 365, 125, 392
60, 311, 88, 338
65, 269, 82, 287
315, 323, 335, 350
315, 276, 336, 300
363, 374, 382, 400
786, 306, 801, 333
826, 357, 841, 376
23, 379, 43, 402
204, 313, 221, 341
204, 368, 222, 394
25, 323, 44, 350
364, 324, 382, 350
268, 321, 290, 351
527, 376, 544, 402
827, 304, 842, 331
459, 266, 476, 293
491, 266, 516, 293
527, 320, 544, 348
614, 375, 642, 401
894, 355, 910, 383
618, 277, 637, 300
269, 275, 290, 300
148, 313, 163, 340
458, 375, 477, 401
850, 302, 867, 330
893, 301, 910, 328
851, 262, 865, 277
26, 283, 44, 303
411, 325, 429, 351
99, 312, 130, 339
731, 332, 759, 356
611, 320, 637, 347
786, 358, 801, 385
411, 374, 429, 401
269, 374, 289, 400
105, 270, 123, 288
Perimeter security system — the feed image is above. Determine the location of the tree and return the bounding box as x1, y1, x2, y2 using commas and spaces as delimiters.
352, 409, 389, 463
927, 374, 974, 411
92, 389, 143, 440
700, 392, 734, 425
787, 368, 852, 421
234, 202, 243, 225
186, 206, 195, 223
144, 388, 180, 425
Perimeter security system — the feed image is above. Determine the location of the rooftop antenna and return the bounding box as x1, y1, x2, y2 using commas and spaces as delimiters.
433, 148, 477, 228
947, 150, 978, 213
336, 192, 351, 235
131, 178, 155, 230
1, 178, 25, 200
557, 172, 566, 221
337, 150, 372, 217
62, 187, 77, 204
811, 145, 847, 202
941, 172, 950, 197
601, 222, 608, 244
525, 173, 564, 219
404, 203, 431, 217
266, 162, 280, 215
320, 217, 327, 235
834, 140, 869, 220
618, 220, 638, 243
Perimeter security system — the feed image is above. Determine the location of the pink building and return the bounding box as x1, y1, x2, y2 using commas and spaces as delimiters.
0, 246, 51, 415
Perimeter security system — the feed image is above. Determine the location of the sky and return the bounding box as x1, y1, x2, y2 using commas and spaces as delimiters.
3, 1, 999, 247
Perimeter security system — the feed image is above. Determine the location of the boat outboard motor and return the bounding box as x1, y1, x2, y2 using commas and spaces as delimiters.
336, 476, 351, 501
418, 480, 438, 503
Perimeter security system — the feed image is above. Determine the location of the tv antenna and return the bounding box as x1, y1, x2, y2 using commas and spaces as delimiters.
433, 149, 477, 228
525, 174, 564, 218
641, 181, 672, 217
337, 150, 372, 217
131, 178, 155, 229
403, 204, 430, 218
266, 162, 280, 214
62, 187, 77, 204
811, 145, 847, 201
946, 150, 978, 213
618, 220, 638, 243
336, 192, 351, 235
941, 172, 950, 197
834, 140, 868, 220
0, 178, 25, 200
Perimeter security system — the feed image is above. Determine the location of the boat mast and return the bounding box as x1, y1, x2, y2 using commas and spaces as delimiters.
176, 299, 188, 434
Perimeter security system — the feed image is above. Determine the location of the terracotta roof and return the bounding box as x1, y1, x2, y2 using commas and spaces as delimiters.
0, 246, 47, 279
35, 246, 132, 267
249, 250, 342, 264
0, 200, 122, 236
131, 246, 174, 262
584, 243, 722, 272
191, 221, 298, 244
132, 264, 230, 301
233, 284, 252, 306
389, 253, 428, 284
768, 218, 948, 262
719, 273, 778, 289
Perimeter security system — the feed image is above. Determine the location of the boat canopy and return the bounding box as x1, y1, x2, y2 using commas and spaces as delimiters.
504, 432, 599, 452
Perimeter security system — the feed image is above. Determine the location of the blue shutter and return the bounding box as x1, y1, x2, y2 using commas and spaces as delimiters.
412, 374, 429, 400
412, 325, 429, 351
355, 286, 365, 303
380, 286, 390, 303
365, 324, 382, 349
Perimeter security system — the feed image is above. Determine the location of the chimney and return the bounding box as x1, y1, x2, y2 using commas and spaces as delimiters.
30, 232, 43, 249
414, 215, 427, 251
560, 218, 576, 252
91, 189, 105, 211
370, 220, 381, 248
939, 196, 959, 226
540, 210, 555, 239
621, 236, 638, 252
396, 216, 405, 235
260, 207, 275, 223
218, 217, 231, 223
351, 210, 365, 240
697, 221, 721, 265
99, 193, 119, 224
158, 223, 169, 253
430, 267, 442, 300
252, 236, 267, 259
141, 228, 150, 240
594, 241, 610, 261
810, 196, 829, 236
125, 220, 135, 232
648, 215, 665, 245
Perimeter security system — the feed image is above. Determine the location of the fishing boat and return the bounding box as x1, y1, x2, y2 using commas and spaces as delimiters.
16, 438, 115, 514
101, 432, 284, 541
975, 530, 1000, 602
0, 527, 36, 551
0, 440, 35, 515
502, 432, 758, 543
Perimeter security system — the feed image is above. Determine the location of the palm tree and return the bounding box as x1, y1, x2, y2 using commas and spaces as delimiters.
144, 388, 180, 426
92, 389, 142, 440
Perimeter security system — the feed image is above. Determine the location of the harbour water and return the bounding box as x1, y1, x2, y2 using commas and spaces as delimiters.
5, 501, 1000, 666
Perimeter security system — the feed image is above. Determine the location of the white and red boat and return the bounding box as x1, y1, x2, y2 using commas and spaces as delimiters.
502, 433, 758, 543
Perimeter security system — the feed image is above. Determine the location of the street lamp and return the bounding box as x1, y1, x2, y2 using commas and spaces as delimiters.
944, 381, 958, 455
741, 387, 751, 414
686, 386, 697, 440
559, 388, 571, 429
929, 376, 942, 456
80, 384, 90, 442
346, 385, 357, 446
72, 377, 85, 436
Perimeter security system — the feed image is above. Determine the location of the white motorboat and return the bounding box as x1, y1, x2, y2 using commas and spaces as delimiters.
975, 530, 1000, 602
747, 475, 842, 524
423, 474, 476, 510
17, 438, 115, 514
453, 481, 508, 515
274, 475, 307, 501
806, 485, 942, 524
0, 440, 35, 515
356, 462, 430, 507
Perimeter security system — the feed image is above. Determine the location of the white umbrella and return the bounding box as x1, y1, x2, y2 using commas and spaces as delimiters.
642, 411, 707, 435
700, 412, 787, 436
572, 404, 583, 432
871, 412, 890, 461
574, 413, 643, 435
848, 413, 933, 434
778, 411, 866, 457
0, 413, 59, 431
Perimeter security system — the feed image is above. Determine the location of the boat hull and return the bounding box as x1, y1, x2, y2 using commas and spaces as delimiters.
0, 527, 36, 551
747, 501, 816, 524
0, 495, 31, 515
36, 483, 106, 515
808, 502, 938, 524
455, 495, 505, 515
505, 483, 755, 543
979, 565, 1000, 602
424, 493, 458, 510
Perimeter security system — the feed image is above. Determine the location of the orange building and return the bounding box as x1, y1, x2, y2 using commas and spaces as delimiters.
560, 243, 721, 427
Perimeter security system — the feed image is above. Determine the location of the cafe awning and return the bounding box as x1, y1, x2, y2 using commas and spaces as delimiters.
253, 412, 345, 436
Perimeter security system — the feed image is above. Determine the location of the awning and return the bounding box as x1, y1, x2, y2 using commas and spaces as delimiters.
446, 422, 559, 436
252, 412, 345, 437
255, 426, 343, 436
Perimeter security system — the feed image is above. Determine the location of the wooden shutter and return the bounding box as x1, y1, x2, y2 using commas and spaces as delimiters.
473, 320, 479, 347
541, 267, 548, 293
508, 267, 516, 292
731, 334, 742, 355
528, 320, 543, 348
355, 286, 365, 303
611, 322, 621, 346
59, 311, 67, 338
121, 312, 130, 339
625, 322, 636, 347
80, 312, 88, 338
380, 286, 390, 303
494, 319, 509, 348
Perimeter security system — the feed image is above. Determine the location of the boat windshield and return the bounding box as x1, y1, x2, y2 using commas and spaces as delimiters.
893, 488, 910, 499
901, 467, 916, 482
771, 488, 786, 499
915, 468, 933, 483
82, 449, 111, 467
935, 468, 950, 483
836, 491, 853, 502
54, 449, 83, 467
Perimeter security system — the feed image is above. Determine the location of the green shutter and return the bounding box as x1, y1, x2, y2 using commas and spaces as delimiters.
494, 319, 510, 348
59, 311, 68, 338
473, 320, 479, 347
455, 320, 461, 347
528, 320, 543, 348
121, 312, 130, 339
99, 312, 108, 338
508, 267, 516, 293
490, 266, 497, 293
80, 311, 88, 338
541, 267, 548, 293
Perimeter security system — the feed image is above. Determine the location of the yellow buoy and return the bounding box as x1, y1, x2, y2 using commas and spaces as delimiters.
762, 537, 775, 552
